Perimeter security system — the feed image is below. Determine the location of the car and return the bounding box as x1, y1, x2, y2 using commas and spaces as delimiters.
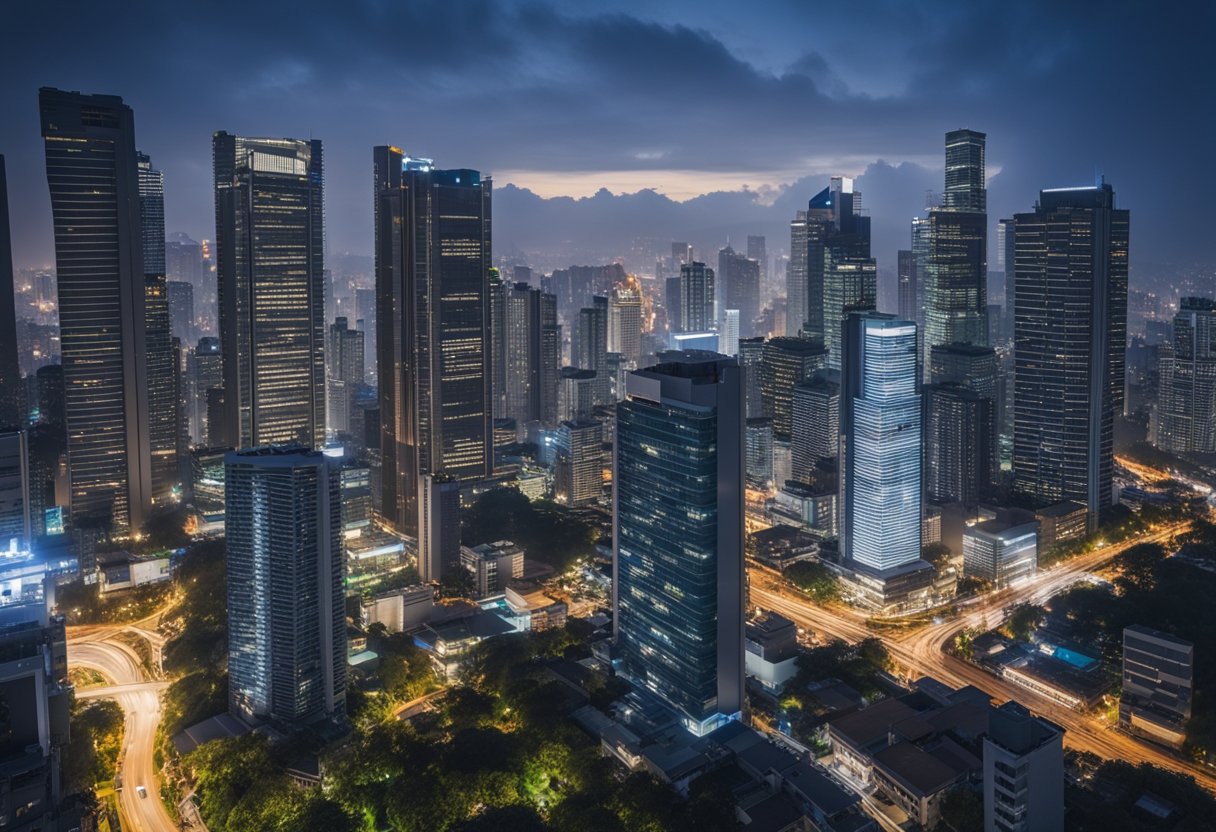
136, 786, 147, 799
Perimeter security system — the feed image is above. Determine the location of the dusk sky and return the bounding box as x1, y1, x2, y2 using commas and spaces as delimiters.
2, 0, 1212, 273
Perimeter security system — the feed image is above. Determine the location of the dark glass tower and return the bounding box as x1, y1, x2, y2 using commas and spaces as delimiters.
505, 283, 559, 426
1012, 184, 1128, 531
923, 130, 988, 368
679, 261, 715, 332
39, 88, 151, 533
138, 152, 179, 502
214, 133, 325, 450
614, 351, 744, 736
577, 296, 610, 406
225, 445, 345, 730
718, 245, 760, 338
375, 148, 492, 535
0, 156, 20, 429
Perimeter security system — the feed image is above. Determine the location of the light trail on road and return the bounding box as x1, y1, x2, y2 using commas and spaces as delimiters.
749, 522, 1216, 791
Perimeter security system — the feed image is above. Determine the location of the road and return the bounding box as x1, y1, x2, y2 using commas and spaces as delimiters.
750, 521, 1216, 791
69, 609, 179, 832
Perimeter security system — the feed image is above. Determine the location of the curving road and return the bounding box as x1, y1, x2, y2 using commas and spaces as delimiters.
750, 521, 1216, 791
70, 620, 178, 832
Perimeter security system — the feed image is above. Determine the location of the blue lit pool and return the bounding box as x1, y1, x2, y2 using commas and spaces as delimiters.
1044, 644, 1098, 671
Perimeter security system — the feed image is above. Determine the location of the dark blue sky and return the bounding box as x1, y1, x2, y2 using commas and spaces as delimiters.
2, 0, 1213, 273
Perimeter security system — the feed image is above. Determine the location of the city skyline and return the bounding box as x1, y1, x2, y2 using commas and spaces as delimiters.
0, 2, 1210, 275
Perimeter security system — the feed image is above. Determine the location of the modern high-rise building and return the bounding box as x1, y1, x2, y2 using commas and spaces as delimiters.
189, 337, 223, 445
40, 88, 152, 532
787, 209, 810, 337
214, 133, 325, 450
614, 352, 744, 736
375, 148, 492, 535
577, 296, 610, 405
554, 419, 602, 507
0, 157, 20, 429
791, 373, 839, 484
505, 283, 559, 426
719, 309, 740, 357
327, 317, 365, 435
138, 152, 180, 504
745, 417, 773, 486
1012, 184, 1128, 531
799, 177, 872, 350
1120, 625, 1193, 748
922, 130, 988, 372
718, 246, 759, 338
678, 261, 715, 333
225, 445, 345, 730
558, 367, 596, 422
924, 383, 993, 505
823, 251, 877, 371
418, 472, 462, 584
488, 268, 507, 419
0, 430, 30, 547
897, 248, 918, 325
962, 517, 1037, 588
167, 279, 195, 342
1153, 297, 1216, 454
982, 701, 1064, 832
840, 313, 929, 602
738, 337, 766, 420
608, 278, 643, 369
746, 235, 767, 296
760, 337, 828, 439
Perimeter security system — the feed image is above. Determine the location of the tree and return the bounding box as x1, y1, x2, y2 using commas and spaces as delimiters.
1002, 604, 1045, 642
1112, 542, 1166, 593
922, 542, 952, 566
784, 561, 839, 603
935, 786, 982, 831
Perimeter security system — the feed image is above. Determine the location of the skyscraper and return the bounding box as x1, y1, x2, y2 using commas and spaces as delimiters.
897, 249, 918, 325
823, 252, 877, 371
554, 419, 602, 507
924, 383, 993, 505
738, 337, 766, 420
608, 278, 643, 368
418, 472, 462, 584
802, 177, 872, 349
718, 246, 759, 338
786, 209, 809, 337
747, 234, 767, 292
0, 157, 20, 429
327, 317, 365, 435
760, 337, 828, 439
922, 130, 988, 372
678, 261, 715, 333
839, 313, 926, 594
719, 309, 740, 357
791, 374, 839, 484
214, 133, 325, 450
1153, 298, 1216, 454
225, 445, 345, 730
1012, 184, 1128, 531
375, 148, 492, 535
505, 283, 559, 426
614, 352, 744, 736
40, 88, 152, 532
139, 152, 179, 503
577, 296, 610, 405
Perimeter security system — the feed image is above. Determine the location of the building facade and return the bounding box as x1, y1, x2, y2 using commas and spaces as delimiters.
225, 446, 345, 730
214, 133, 325, 450
614, 352, 744, 736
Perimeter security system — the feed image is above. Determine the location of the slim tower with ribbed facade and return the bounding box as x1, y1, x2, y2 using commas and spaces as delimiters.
225, 445, 345, 730
614, 351, 744, 736
375, 148, 492, 535
1012, 184, 1128, 531
40, 88, 151, 532
214, 134, 325, 450
138, 152, 179, 502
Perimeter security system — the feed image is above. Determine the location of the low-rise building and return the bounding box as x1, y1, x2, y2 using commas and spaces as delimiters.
745, 611, 799, 693
504, 583, 568, 631
360, 585, 435, 633
748, 526, 819, 571
1120, 625, 1194, 748
97, 550, 172, 593
963, 519, 1037, 588
413, 610, 517, 680
461, 541, 525, 599
1034, 501, 1087, 550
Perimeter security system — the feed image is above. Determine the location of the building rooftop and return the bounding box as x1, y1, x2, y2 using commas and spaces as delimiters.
872, 740, 969, 798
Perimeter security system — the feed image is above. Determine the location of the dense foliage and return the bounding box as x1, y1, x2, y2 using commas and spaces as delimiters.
462, 488, 597, 574
161, 540, 228, 735
783, 561, 840, 602
773, 637, 890, 745
62, 699, 124, 795
189, 627, 739, 832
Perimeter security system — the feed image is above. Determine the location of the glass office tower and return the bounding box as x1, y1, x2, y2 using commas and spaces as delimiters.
840, 313, 922, 573
375, 147, 492, 535
214, 133, 325, 450
614, 351, 744, 736
1012, 183, 1128, 531
226, 445, 345, 730
39, 88, 152, 533
0, 157, 21, 429
138, 152, 179, 502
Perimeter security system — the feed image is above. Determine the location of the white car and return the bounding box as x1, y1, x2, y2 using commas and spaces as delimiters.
136, 785, 147, 799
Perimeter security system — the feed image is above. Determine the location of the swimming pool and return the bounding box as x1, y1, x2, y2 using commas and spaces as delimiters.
1045, 644, 1098, 671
